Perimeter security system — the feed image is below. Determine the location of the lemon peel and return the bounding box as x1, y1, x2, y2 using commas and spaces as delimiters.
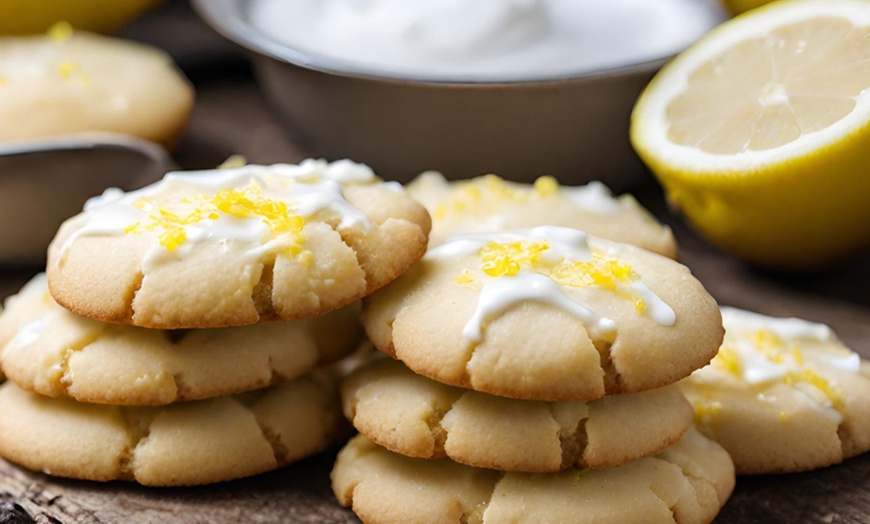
631, 0, 870, 270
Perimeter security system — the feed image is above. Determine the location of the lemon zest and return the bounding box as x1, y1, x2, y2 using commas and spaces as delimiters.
533, 176, 559, 197
784, 369, 844, 410
435, 174, 533, 217
452, 270, 474, 285
47, 21, 73, 43
474, 240, 650, 309
57, 61, 76, 79
712, 346, 742, 376
480, 240, 549, 277
57, 60, 89, 84
128, 185, 307, 254
693, 401, 722, 419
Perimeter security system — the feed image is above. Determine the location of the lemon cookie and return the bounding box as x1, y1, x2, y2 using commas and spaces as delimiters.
364, 226, 723, 401
0, 372, 340, 486
0, 274, 359, 405
332, 428, 734, 524
0, 26, 193, 147
408, 171, 677, 257
681, 307, 870, 474
47, 159, 430, 329
342, 357, 693, 472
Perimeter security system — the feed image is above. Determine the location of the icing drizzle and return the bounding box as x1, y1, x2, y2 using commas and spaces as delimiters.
59, 159, 376, 268
429, 226, 675, 344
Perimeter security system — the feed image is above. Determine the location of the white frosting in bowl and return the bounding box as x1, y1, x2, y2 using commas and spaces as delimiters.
248, 0, 726, 82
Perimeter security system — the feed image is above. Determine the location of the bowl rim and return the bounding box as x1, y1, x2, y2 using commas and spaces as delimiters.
191, 0, 729, 86
0, 132, 174, 163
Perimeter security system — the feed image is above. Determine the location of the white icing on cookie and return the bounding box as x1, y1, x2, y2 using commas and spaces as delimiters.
58, 159, 376, 267
429, 226, 675, 345
705, 307, 863, 424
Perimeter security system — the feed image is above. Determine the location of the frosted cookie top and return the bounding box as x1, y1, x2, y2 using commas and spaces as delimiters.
716, 308, 858, 388
681, 307, 870, 474
0, 25, 193, 147
60, 159, 379, 269
428, 227, 676, 344
48, 159, 431, 329
364, 226, 722, 401
407, 172, 677, 257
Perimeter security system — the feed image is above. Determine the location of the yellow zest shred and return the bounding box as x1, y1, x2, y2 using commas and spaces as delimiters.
480, 240, 550, 277
474, 241, 645, 308
712, 346, 742, 376
784, 369, 844, 410
791, 345, 805, 366
128, 185, 307, 254
0, 75, 7, 85
550, 253, 633, 291
753, 330, 787, 363
57, 61, 89, 84
57, 61, 76, 78
452, 270, 474, 285
47, 21, 73, 43
533, 175, 559, 197
693, 401, 722, 419
435, 174, 531, 218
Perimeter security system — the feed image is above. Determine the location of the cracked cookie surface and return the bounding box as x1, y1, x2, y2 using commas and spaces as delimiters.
0, 372, 340, 486
407, 171, 678, 257
681, 307, 870, 475
331, 428, 734, 524
46, 159, 430, 329
341, 357, 693, 472
364, 227, 723, 401
0, 274, 360, 405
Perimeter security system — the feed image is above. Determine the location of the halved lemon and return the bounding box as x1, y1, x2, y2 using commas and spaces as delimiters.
631, 0, 870, 271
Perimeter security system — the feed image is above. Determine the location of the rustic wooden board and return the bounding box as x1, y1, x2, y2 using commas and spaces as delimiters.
2, 1, 870, 522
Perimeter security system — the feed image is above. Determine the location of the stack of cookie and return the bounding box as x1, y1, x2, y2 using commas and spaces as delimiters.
332, 177, 736, 523
0, 159, 431, 486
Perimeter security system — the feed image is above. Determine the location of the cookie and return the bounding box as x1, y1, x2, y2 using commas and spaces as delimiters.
407, 171, 677, 258
332, 428, 734, 524
47, 159, 431, 329
0, 27, 193, 148
0, 274, 360, 405
341, 357, 693, 472
0, 372, 340, 486
364, 226, 723, 401
681, 307, 870, 474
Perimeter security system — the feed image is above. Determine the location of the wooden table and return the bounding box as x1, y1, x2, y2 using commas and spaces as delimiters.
2, 2, 869, 522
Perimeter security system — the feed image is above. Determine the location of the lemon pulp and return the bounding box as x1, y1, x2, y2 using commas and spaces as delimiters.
631, 0, 870, 270
666, 18, 869, 155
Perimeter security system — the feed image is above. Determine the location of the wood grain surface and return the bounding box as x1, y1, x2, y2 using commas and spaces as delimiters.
1, 1, 870, 522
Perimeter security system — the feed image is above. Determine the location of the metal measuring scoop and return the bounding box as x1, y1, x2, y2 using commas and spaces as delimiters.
0, 133, 176, 266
